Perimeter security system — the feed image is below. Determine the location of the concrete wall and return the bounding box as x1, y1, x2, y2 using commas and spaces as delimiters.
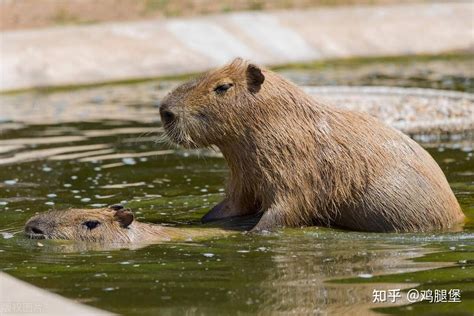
0, 2, 473, 91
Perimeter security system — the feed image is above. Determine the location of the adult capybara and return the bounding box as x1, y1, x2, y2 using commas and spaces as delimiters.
24, 205, 230, 243
159, 58, 465, 233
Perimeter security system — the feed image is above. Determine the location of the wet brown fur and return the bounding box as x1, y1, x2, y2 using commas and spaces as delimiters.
160, 58, 465, 232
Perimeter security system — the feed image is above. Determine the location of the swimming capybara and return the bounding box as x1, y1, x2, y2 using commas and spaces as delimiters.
24, 205, 230, 243
159, 58, 464, 233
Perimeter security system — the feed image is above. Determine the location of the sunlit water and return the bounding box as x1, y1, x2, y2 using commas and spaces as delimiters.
0, 56, 473, 315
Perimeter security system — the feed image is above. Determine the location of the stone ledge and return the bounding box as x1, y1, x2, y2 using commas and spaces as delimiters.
0, 272, 114, 316
1, 2, 473, 91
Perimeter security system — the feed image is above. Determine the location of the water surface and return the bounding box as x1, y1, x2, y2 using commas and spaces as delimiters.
0, 55, 473, 315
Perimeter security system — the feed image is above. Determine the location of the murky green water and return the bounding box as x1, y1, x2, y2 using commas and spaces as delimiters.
0, 55, 473, 315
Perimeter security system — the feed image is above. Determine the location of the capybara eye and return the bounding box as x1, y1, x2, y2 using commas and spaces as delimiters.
214, 83, 233, 94
83, 220, 101, 230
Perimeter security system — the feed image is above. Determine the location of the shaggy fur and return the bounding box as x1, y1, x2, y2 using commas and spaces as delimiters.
160, 58, 465, 232
24, 207, 229, 243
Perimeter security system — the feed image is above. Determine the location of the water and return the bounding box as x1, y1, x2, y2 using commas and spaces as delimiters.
0, 55, 473, 315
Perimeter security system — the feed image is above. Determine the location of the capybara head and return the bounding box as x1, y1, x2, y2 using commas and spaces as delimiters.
24, 205, 134, 242
160, 58, 266, 148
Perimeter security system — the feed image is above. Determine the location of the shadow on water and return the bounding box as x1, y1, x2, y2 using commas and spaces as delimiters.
0, 55, 473, 315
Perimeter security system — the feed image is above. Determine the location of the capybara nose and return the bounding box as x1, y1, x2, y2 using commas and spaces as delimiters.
25, 220, 45, 236
159, 103, 176, 125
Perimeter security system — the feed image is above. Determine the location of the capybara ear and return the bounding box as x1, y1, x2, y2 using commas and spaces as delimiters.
114, 209, 134, 228
246, 64, 265, 93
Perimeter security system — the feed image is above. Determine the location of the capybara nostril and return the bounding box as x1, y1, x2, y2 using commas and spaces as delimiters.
25, 221, 44, 236
31, 227, 44, 234
159, 103, 176, 125
160, 109, 176, 125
